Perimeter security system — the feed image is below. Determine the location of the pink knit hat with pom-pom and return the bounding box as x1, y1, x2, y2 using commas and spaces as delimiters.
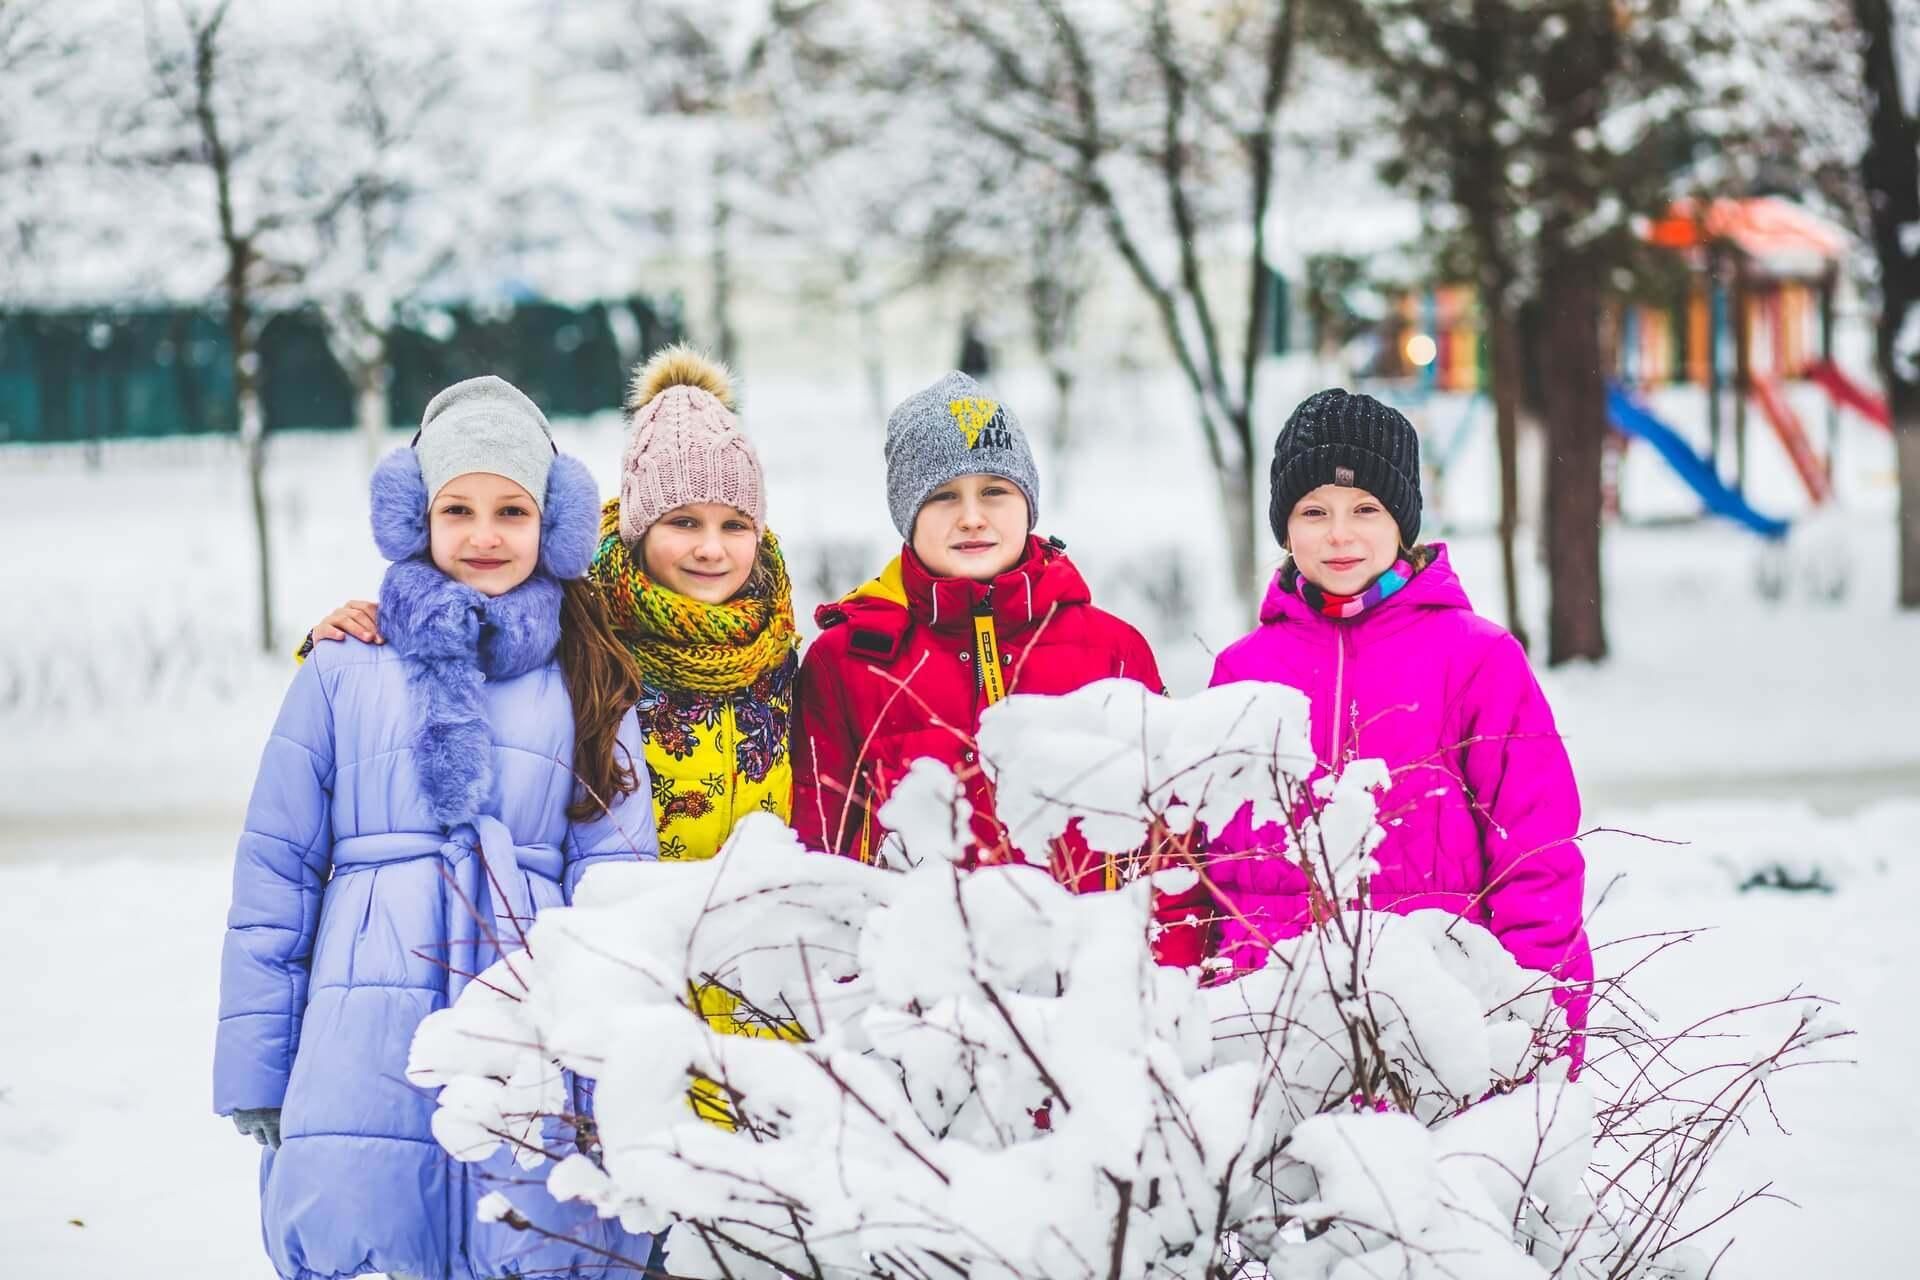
617, 345, 766, 546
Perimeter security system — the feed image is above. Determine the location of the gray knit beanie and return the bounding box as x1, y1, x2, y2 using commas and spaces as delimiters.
884, 371, 1040, 539
414, 375, 557, 508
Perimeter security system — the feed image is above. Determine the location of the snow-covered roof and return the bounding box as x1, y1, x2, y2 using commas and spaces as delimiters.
1644, 197, 1853, 279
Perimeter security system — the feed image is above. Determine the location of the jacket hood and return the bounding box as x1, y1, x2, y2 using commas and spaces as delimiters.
815, 536, 1091, 656
1258, 542, 1473, 627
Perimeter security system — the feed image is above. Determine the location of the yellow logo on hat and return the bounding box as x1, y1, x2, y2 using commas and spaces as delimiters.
949, 397, 1013, 450
949, 397, 997, 447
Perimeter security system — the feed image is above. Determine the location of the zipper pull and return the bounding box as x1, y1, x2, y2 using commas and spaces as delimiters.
1346, 699, 1359, 765
972, 593, 1007, 706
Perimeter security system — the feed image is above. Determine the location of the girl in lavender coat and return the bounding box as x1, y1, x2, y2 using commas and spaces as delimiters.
213, 377, 657, 1279
1207, 388, 1591, 1044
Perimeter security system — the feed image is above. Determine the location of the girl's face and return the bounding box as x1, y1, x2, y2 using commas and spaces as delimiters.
911, 473, 1030, 581
430, 472, 541, 596
642, 503, 758, 604
1286, 484, 1401, 596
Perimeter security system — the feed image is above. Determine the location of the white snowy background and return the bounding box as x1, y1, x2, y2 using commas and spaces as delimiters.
3, 0, 1919, 1274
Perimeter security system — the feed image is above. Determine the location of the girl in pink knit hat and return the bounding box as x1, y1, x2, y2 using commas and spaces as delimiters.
585, 345, 800, 865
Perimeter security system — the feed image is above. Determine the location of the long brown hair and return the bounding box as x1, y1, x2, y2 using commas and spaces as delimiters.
557, 578, 647, 822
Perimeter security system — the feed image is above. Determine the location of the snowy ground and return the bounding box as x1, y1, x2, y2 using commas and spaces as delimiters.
1, 366, 1915, 1275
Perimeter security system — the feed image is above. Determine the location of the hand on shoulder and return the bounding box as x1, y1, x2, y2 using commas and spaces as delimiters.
309, 599, 382, 646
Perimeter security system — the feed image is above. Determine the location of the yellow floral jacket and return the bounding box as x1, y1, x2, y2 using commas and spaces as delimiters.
636, 651, 797, 863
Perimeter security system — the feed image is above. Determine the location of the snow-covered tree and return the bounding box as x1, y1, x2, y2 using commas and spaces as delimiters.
774, 0, 1309, 606
94, 0, 508, 648
298, 2, 475, 455
1847, 0, 1920, 608
769, 0, 1108, 454
532, 0, 791, 367
0, 0, 91, 287
1320, 0, 1752, 665
409, 681, 1840, 1279
104, 0, 326, 651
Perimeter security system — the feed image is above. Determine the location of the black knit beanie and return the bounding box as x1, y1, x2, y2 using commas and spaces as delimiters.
1268, 388, 1422, 548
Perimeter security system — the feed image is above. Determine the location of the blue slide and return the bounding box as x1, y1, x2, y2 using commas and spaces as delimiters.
1605, 384, 1790, 540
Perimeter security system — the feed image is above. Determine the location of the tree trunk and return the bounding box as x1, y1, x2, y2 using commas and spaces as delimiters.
1900, 424, 1920, 605
1048, 361, 1075, 459
1538, 269, 1608, 664
856, 292, 887, 430
192, 11, 274, 651
1217, 442, 1260, 621
1449, 2, 1528, 646
710, 149, 738, 367
1535, 1, 1611, 665
226, 262, 274, 654
1488, 302, 1530, 651
358, 371, 391, 459
238, 354, 275, 655
1853, 0, 1920, 607
352, 339, 392, 469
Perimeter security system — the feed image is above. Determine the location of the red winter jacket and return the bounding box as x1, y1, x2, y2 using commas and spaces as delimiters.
792, 538, 1207, 964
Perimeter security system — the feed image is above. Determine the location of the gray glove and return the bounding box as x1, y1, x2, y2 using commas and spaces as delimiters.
231, 1107, 282, 1149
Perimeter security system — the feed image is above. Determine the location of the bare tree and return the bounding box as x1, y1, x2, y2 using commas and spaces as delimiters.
552, 0, 791, 368
1019, 178, 1101, 460
131, 2, 283, 652
766, 2, 1108, 451
112, 0, 391, 652
1325, 1, 1745, 665
963, 0, 1300, 605
0, 0, 87, 282
305, 7, 468, 460
786, 0, 1305, 605
1850, 0, 1920, 608
1319, 1, 1541, 649
1532, 3, 1615, 664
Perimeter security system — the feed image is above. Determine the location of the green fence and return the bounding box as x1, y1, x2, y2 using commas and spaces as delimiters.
0, 295, 681, 444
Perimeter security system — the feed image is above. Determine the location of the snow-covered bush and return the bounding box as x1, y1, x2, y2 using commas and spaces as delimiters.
408, 681, 1843, 1279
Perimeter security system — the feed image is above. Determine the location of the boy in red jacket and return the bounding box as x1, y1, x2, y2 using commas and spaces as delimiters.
792, 371, 1206, 964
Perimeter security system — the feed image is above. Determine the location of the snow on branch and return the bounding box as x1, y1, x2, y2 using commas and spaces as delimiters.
410, 683, 1844, 1279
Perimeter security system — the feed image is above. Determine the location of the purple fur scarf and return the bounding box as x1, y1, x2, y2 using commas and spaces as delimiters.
363, 442, 599, 828
377, 558, 563, 829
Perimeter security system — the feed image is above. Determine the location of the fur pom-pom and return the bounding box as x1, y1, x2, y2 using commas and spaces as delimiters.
370, 447, 429, 562
540, 454, 601, 580
626, 343, 735, 416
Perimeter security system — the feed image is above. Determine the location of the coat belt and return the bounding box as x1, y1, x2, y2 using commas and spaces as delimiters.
331, 820, 561, 1001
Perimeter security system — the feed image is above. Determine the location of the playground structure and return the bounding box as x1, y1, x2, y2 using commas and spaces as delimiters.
1619, 196, 1889, 529
1363, 198, 1891, 540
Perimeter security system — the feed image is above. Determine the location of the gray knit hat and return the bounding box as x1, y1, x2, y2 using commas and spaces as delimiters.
884, 371, 1040, 539
414, 375, 557, 508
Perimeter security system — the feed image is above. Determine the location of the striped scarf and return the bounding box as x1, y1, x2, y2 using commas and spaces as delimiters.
589, 498, 798, 694
1282, 553, 1423, 619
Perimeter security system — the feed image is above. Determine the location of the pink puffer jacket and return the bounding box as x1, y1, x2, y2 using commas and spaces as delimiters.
1207, 546, 1591, 1036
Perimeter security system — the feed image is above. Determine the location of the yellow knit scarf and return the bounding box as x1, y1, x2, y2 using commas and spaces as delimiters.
589, 498, 798, 694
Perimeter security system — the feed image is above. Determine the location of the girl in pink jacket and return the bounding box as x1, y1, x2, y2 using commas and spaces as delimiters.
1208, 388, 1590, 1039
